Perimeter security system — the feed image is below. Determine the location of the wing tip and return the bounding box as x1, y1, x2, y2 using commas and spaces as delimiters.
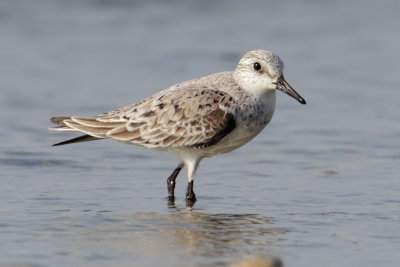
50, 116, 71, 125
52, 134, 100, 146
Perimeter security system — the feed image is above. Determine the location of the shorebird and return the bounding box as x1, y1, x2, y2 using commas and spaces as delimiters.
50, 50, 306, 206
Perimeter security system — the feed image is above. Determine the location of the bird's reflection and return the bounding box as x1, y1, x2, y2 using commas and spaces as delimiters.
157, 211, 282, 257
133, 210, 287, 262
75, 210, 289, 265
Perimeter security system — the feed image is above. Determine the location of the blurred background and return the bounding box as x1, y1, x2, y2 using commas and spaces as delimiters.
0, 0, 399, 266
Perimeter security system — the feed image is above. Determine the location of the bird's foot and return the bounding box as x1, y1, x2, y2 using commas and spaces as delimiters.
185, 193, 196, 207
185, 181, 197, 207
167, 198, 176, 208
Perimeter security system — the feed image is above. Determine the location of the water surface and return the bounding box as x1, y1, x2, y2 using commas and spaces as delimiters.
1, 0, 399, 266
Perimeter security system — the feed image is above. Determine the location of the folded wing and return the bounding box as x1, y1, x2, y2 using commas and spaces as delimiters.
50, 85, 237, 149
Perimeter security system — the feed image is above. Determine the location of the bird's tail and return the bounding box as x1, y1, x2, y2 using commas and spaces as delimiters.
50, 116, 103, 146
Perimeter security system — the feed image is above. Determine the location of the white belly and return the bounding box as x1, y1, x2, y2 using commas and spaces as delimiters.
203, 125, 266, 156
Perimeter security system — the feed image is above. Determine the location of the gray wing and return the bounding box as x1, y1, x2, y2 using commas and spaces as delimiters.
51, 85, 237, 149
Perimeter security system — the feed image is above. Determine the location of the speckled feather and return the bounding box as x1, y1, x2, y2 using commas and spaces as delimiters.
53, 83, 239, 150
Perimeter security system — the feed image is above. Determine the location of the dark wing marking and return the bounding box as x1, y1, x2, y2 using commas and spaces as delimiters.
52, 135, 99, 146
190, 111, 236, 148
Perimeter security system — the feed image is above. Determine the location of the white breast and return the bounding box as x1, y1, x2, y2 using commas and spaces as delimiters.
170, 90, 276, 161
201, 91, 276, 156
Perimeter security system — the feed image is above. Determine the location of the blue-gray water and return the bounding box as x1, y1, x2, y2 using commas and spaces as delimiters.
1, 0, 399, 266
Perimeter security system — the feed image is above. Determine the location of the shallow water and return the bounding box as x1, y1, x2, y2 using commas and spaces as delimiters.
1, 0, 400, 266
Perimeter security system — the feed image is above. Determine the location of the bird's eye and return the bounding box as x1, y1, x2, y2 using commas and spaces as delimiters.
253, 62, 261, 71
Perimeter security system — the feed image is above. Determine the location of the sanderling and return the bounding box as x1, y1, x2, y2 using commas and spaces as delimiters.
50, 50, 306, 206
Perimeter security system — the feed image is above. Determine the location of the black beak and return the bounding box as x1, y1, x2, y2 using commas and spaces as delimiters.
276, 75, 306, 105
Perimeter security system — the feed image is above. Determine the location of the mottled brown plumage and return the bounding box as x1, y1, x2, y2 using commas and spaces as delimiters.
52, 88, 236, 149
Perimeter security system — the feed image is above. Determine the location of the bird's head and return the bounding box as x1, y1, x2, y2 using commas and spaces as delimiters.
233, 50, 306, 105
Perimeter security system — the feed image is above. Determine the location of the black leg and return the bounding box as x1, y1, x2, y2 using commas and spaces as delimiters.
185, 180, 197, 207
167, 166, 182, 202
